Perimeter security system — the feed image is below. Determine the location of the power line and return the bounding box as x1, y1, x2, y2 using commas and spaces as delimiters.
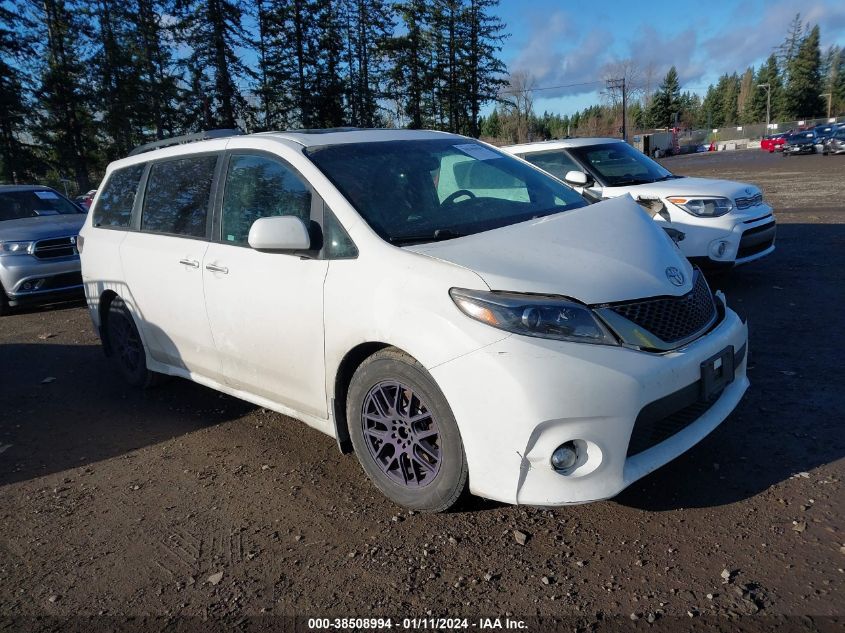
499, 79, 604, 95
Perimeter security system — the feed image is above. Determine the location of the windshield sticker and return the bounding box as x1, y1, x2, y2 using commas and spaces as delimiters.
34, 191, 60, 200
453, 143, 500, 161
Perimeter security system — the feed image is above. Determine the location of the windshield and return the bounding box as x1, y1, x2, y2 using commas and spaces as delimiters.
565, 142, 677, 187
0, 189, 83, 222
305, 139, 587, 244
789, 131, 815, 141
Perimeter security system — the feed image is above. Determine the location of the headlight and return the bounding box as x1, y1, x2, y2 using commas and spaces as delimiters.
667, 196, 733, 217
0, 241, 34, 256
449, 288, 617, 345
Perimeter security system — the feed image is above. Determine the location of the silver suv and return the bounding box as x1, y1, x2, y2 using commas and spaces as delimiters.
0, 185, 86, 315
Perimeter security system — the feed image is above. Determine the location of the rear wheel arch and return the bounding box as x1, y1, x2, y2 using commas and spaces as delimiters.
98, 290, 120, 356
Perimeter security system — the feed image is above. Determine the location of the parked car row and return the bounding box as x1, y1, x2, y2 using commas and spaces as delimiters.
779, 122, 845, 156
761, 122, 845, 155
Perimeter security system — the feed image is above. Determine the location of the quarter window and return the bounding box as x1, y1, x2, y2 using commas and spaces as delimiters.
141, 156, 217, 237
522, 151, 581, 182
221, 155, 311, 245
93, 164, 145, 228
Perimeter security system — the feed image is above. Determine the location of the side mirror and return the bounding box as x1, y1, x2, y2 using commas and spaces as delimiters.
248, 216, 311, 252
564, 170, 590, 186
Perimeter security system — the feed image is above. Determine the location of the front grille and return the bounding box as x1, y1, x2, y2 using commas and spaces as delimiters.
33, 236, 78, 259
607, 272, 716, 344
737, 221, 776, 259
735, 193, 763, 209
627, 344, 746, 457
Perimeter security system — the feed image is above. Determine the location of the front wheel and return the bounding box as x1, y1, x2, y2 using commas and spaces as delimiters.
347, 349, 468, 512
104, 297, 158, 388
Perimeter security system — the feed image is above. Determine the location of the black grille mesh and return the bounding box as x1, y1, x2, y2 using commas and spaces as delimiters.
609, 272, 716, 343
33, 236, 77, 259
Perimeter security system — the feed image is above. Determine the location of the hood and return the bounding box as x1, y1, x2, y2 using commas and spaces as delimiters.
0, 214, 86, 242
405, 195, 694, 305
786, 135, 817, 146
605, 176, 761, 201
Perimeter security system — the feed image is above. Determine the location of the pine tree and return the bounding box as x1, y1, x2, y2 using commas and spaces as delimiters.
93, 0, 146, 158
312, 0, 345, 126
33, 0, 98, 191
389, 0, 434, 128
175, 0, 253, 129
783, 25, 823, 118
737, 67, 754, 123
345, 0, 394, 127
777, 14, 807, 80
461, 0, 507, 136
747, 54, 783, 123
720, 73, 740, 125
830, 48, 845, 115
646, 66, 681, 128
135, 0, 180, 139
0, 0, 36, 182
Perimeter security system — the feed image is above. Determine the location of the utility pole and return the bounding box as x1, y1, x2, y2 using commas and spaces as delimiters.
820, 93, 832, 119
606, 77, 627, 142
757, 83, 771, 131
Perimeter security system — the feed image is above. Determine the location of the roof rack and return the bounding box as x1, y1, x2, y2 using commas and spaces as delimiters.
128, 129, 244, 156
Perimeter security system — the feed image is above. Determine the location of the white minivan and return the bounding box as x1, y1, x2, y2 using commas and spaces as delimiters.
79, 129, 749, 511
504, 138, 776, 269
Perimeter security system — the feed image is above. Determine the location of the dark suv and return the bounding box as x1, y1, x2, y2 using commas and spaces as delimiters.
0, 185, 87, 314
783, 130, 824, 156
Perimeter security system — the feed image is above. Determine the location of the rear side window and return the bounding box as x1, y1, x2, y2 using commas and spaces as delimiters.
93, 164, 145, 228
522, 151, 581, 182
141, 155, 217, 238
221, 155, 311, 245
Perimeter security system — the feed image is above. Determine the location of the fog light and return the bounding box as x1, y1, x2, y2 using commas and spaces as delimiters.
709, 240, 730, 259
551, 442, 578, 471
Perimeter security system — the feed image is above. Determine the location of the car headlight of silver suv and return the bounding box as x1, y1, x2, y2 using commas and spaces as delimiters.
449, 288, 617, 345
0, 240, 35, 256
667, 196, 733, 217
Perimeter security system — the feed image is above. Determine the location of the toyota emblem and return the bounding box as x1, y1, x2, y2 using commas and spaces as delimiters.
665, 267, 685, 286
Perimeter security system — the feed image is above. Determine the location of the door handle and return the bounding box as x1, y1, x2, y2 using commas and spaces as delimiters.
205, 263, 229, 274
178, 258, 199, 268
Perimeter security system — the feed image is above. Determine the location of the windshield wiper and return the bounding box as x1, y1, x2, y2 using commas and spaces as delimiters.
389, 228, 464, 246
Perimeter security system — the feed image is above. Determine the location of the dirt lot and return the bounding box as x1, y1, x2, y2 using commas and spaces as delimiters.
1, 150, 843, 630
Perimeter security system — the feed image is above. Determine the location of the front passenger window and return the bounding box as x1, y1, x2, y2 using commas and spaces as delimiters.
221, 155, 311, 245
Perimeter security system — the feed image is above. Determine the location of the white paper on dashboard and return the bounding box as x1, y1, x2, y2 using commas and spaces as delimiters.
453, 144, 500, 161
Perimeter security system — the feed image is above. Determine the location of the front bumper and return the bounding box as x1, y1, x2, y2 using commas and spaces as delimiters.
430, 304, 749, 506
0, 255, 83, 306
673, 205, 776, 266
783, 145, 817, 155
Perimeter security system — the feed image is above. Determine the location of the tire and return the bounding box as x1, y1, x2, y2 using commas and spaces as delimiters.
104, 297, 158, 388
347, 348, 468, 512
0, 285, 10, 316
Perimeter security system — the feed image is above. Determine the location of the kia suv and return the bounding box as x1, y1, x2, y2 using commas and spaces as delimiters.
504, 138, 776, 270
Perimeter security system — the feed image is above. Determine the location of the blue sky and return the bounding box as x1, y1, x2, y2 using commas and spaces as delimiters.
491, 0, 845, 116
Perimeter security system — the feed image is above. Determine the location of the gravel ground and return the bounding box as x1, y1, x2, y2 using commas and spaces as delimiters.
0, 150, 843, 630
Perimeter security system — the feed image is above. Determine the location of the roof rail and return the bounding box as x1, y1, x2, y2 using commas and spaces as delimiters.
128, 129, 244, 156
